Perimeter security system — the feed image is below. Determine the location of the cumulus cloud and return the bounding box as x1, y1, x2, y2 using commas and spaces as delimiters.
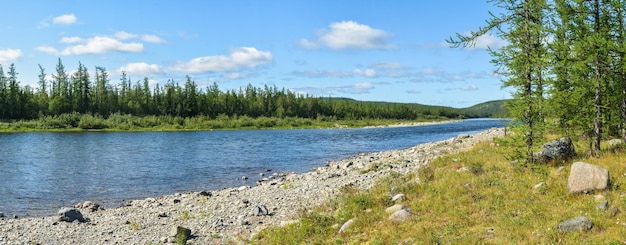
53, 14, 77, 25
369, 62, 410, 70
291, 69, 351, 78
115, 32, 166, 44
461, 84, 478, 91
170, 47, 272, 73
141, 34, 166, 44
468, 33, 507, 50
222, 73, 244, 79
60, 36, 82, 43
36, 36, 144, 56
0, 49, 23, 64
115, 31, 138, 40
353, 68, 377, 78
300, 21, 391, 50
293, 82, 375, 96
117, 62, 163, 77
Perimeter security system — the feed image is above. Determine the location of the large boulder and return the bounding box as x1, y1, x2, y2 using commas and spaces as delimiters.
567, 162, 610, 194
57, 208, 85, 222
538, 137, 575, 163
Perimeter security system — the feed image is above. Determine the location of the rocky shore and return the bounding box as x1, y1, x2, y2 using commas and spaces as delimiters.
0, 127, 505, 245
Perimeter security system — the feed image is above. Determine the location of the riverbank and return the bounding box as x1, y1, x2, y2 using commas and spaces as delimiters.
0, 127, 506, 244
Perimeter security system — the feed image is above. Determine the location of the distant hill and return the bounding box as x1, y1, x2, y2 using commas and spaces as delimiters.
459, 100, 510, 118
325, 97, 510, 119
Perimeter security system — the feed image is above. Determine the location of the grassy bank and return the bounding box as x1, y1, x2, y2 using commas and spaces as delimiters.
252, 134, 626, 244
0, 113, 453, 132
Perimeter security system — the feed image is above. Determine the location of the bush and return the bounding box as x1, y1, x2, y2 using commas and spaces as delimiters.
78, 114, 109, 129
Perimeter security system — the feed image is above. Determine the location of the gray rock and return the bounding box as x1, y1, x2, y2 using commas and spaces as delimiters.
597, 201, 609, 210
539, 137, 575, 163
391, 194, 406, 203
338, 218, 355, 233
557, 216, 593, 232
389, 209, 412, 223
253, 205, 269, 216
57, 208, 85, 222
567, 162, 610, 194
385, 204, 405, 214
608, 139, 623, 148
242, 176, 248, 180
0, 212, 4, 218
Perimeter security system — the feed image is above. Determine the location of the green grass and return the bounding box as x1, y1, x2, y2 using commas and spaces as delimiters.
0, 113, 453, 132
252, 135, 626, 244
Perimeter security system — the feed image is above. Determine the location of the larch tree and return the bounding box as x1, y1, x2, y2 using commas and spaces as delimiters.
449, 0, 551, 163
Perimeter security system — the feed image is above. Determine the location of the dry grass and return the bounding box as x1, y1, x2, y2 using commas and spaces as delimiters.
252, 135, 626, 244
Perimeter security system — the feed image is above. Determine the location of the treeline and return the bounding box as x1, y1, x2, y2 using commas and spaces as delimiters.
0, 59, 470, 123
452, 0, 626, 159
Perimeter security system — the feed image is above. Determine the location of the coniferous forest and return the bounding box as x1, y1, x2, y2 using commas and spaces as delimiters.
451, 0, 626, 159
0, 59, 504, 131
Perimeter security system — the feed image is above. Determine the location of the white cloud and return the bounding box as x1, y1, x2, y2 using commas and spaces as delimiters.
117, 62, 163, 77
53, 14, 77, 25
461, 84, 478, 91
115, 31, 138, 40
38, 36, 144, 56
349, 82, 374, 94
292, 69, 351, 78
141, 34, 166, 44
469, 33, 507, 50
298, 38, 318, 49
0, 49, 23, 64
170, 47, 272, 73
62, 36, 143, 55
353, 68, 377, 78
60, 36, 82, 43
369, 62, 410, 70
222, 73, 243, 79
302, 21, 391, 50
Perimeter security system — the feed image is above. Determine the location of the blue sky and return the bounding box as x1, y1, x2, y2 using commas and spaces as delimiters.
0, 0, 509, 108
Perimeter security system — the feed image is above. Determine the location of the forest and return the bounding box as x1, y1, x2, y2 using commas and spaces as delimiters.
451, 0, 626, 159
0, 59, 505, 131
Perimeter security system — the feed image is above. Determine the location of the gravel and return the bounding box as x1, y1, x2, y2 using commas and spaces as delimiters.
0, 127, 505, 244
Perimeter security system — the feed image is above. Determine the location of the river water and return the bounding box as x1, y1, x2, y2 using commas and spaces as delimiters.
0, 119, 507, 216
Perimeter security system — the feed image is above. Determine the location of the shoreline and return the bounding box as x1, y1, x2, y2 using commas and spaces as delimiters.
0, 127, 506, 244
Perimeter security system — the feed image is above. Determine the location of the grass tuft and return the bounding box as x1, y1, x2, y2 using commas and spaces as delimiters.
252, 136, 626, 244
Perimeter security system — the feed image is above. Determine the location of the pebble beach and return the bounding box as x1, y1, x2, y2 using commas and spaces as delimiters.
0, 127, 506, 244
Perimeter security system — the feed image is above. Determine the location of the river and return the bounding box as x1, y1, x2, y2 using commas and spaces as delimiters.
0, 118, 507, 216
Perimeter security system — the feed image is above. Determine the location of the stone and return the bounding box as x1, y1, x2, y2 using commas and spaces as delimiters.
557, 216, 593, 232
539, 137, 575, 163
385, 204, 405, 214
173, 199, 181, 204
0, 212, 4, 218
567, 162, 610, 194
389, 209, 412, 223
608, 139, 623, 148
338, 218, 355, 233
253, 205, 269, 216
198, 191, 212, 197
391, 194, 406, 203
57, 208, 85, 222
242, 176, 248, 180
79, 201, 102, 212
533, 182, 545, 189
597, 201, 609, 210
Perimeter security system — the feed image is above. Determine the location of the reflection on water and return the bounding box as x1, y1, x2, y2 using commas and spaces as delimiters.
0, 119, 507, 216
